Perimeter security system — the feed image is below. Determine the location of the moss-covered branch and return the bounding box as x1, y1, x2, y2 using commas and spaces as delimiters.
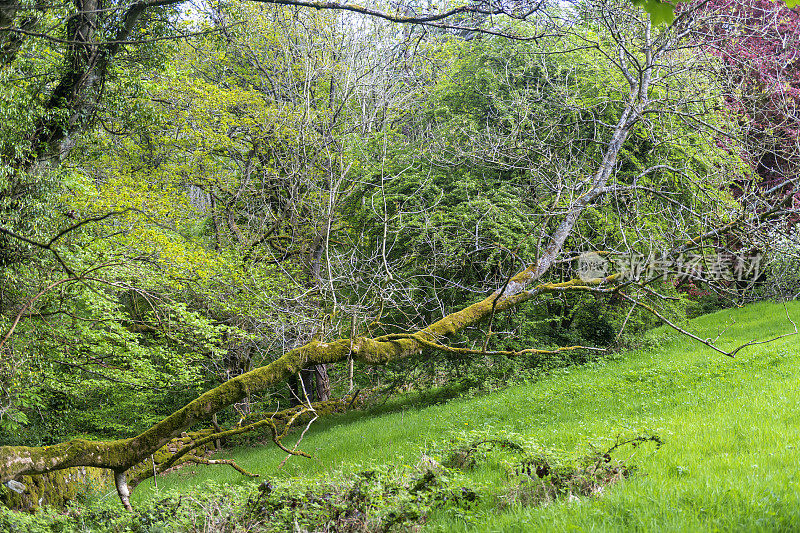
0, 274, 621, 491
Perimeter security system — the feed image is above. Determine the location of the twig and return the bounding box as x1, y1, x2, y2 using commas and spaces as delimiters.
726, 303, 798, 357
184, 456, 258, 477
386, 330, 604, 358
483, 243, 526, 354
619, 294, 798, 358
279, 413, 318, 468
0, 277, 78, 352
0, 209, 133, 275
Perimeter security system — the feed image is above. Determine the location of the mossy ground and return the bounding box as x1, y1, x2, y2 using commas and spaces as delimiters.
22, 300, 800, 531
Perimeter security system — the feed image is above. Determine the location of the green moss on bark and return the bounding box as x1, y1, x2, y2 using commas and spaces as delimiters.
0, 273, 619, 496
1, 467, 111, 512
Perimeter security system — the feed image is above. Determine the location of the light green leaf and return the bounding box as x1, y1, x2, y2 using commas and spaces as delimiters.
643, 0, 677, 25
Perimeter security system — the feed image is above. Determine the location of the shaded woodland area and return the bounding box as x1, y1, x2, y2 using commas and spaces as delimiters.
0, 0, 798, 520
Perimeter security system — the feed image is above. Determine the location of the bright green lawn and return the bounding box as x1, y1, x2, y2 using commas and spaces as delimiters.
134, 300, 800, 532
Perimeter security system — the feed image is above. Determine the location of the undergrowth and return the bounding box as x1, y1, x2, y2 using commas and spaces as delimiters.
0, 432, 657, 532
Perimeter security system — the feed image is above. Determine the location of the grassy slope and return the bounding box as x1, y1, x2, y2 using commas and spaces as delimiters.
134, 300, 800, 532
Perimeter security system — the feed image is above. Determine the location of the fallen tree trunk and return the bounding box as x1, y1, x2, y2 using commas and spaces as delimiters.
0, 467, 112, 512
0, 270, 617, 489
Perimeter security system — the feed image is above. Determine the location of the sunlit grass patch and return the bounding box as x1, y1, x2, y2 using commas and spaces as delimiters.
131, 300, 800, 531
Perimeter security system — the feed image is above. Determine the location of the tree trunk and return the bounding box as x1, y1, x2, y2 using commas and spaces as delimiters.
315, 364, 330, 401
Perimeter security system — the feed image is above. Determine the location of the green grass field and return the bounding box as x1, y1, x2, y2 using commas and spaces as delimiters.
133, 300, 800, 532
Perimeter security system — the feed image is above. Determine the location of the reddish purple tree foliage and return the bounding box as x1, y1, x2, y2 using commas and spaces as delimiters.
697, 0, 800, 212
